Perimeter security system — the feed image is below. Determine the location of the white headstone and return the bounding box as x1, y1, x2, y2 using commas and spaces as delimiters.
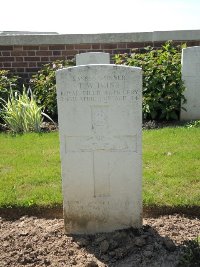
56, 62, 142, 234
76, 52, 110, 65
181, 46, 200, 120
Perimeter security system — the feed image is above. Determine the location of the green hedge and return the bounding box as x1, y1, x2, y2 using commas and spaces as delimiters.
114, 41, 186, 120
30, 60, 74, 119
0, 41, 187, 122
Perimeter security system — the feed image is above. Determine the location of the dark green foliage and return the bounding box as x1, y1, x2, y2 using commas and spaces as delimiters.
186, 120, 200, 128
30, 60, 74, 119
178, 237, 200, 267
114, 41, 186, 120
0, 70, 20, 107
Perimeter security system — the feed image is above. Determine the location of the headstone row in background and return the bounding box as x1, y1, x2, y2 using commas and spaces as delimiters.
181, 46, 200, 120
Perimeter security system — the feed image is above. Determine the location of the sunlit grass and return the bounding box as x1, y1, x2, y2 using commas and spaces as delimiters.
143, 127, 200, 207
0, 132, 62, 207
0, 127, 199, 208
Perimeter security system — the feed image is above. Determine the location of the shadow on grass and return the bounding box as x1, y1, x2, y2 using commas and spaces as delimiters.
143, 205, 200, 218
0, 204, 63, 220
0, 204, 199, 220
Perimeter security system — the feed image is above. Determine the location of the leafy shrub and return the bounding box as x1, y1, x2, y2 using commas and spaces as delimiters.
0, 87, 52, 133
114, 41, 186, 120
178, 237, 200, 267
30, 60, 74, 119
186, 120, 200, 128
0, 70, 20, 108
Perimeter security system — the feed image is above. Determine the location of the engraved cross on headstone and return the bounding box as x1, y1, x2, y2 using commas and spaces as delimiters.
65, 105, 137, 197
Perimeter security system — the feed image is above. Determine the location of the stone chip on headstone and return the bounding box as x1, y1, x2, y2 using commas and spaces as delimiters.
56, 52, 142, 234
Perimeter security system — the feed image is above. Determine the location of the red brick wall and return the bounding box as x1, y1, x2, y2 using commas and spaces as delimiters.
1, 40, 200, 84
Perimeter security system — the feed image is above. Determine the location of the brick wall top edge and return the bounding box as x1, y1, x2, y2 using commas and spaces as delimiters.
152, 30, 200, 42
0, 32, 152, 45
0, 30, 199, 45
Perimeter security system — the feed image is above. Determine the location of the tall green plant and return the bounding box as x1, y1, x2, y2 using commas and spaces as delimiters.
0, 87, 52, 133
0, 70, 20, 110
30, 60, 74, 119
114, 41, 186, 120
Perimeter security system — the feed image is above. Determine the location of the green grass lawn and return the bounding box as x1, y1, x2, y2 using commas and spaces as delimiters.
0, 132, 62, 207
0, 127, 200, 208
143, 127, 200, 207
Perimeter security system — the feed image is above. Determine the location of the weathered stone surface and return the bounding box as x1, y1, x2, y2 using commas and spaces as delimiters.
181, 46, 200, 120
76, 52, 110, 65
56, 60, 142, 234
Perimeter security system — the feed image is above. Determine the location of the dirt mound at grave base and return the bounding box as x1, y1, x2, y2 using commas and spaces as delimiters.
0, 214, 199, 267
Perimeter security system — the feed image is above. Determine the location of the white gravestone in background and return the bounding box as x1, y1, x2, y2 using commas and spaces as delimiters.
56, 56, 142, 234
181, 46, 200, 120
76, 52, 110, 65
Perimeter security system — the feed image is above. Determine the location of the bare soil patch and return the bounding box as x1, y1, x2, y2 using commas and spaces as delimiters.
0, 213, 199, 267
